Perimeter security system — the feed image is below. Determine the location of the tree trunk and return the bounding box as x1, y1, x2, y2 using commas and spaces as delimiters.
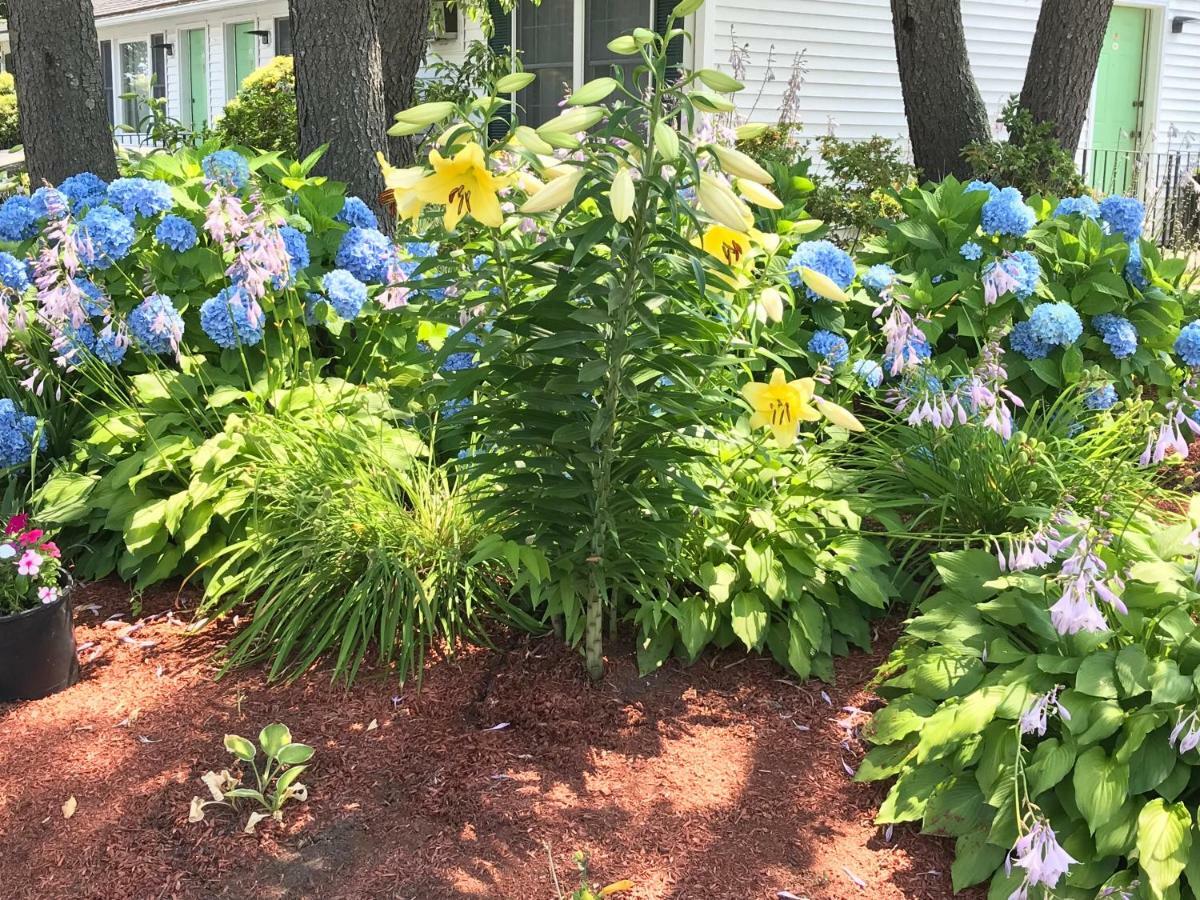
889, 0, 991, 180
290, 0, 389, 223
1018, 0, 1114, 151
7, 0, 117, 186
379, 0, 432, 165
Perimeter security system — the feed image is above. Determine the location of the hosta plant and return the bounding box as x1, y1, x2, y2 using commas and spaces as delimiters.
861, 500, 1200, 899
189, 723, 313, 835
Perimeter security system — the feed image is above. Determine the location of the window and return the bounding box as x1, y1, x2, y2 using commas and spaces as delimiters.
513, 0, 653, 126
100, 41, 115, 124
150, 32, 167, 101
226, 22, 258, 98
274, 16, 292, 56
119, 40, 151, 127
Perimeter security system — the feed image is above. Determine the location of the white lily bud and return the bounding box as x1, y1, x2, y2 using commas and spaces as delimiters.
736, 178, 783, 210
697, 175, 753, 233
520, 169, 584, 214
610, 167, 636, 223
708, 144, 773, 185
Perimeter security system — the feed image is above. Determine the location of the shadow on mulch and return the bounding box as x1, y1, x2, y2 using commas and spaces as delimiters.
0, 581, 974, 900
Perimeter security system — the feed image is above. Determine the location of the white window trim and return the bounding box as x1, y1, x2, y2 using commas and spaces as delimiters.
117, 37, 152, 129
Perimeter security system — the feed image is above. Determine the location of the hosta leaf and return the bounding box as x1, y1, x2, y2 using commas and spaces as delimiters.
1025, 737, 1075, 797
1073, 746, 1128, 835
1076, 650, 1118, 699
951, 829, 1006, 891
729, 592, 767, 650
1137, 799, 1192, 896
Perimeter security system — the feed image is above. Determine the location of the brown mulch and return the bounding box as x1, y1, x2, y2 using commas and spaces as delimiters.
0, 582, 968, 900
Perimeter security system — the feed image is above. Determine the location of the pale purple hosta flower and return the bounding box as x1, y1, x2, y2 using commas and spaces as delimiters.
204, 186, 252, 245
31, 215, 91, 335
1049, 526, 1125, 634
377, 259, 411, 311
1019, 685, 1070, 736
1140, 396, 1200, 467
1170, 710, 1200, 755
878, 300, 929, 377
983, 257, 1021, 305
1006, 816, 1076, 897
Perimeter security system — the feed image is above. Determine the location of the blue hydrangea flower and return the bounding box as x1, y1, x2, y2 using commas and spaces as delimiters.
852, 359, 883, 389
91, 326, 127, 366
154, 214, 198, 252
0, 196, 39, 241
1054, 196, 1100, 220
336, 196, 379, 230
1092, 313, 1138, 359
335, 226, 396, 283
201, 150, 251, 190
403, 241, 437, 259
1009, 320, 1051, 360
30, 187, 69, 221
807, 330, 849, 366
58, 172, 109, 214
322, 269, 368, 320
107, 177, 173, 219
786, 240, 855, 300
1010, 250, 1041, 299
129, 293, 184, 355
1028, 302, 1083, 347
1099, 196, 1145, 242
78, 206, 136, 269
982, 186, 1036, 237
200, 286, 264, 349
1175, 321, 1200, 367
1084, 384, 1118, 411
861, 264, 896, 294
440, 330, 482, 373
280, 226, 310, 275
1125, 241, 1148, 290
965, 180, 1000, 198
72, 279, 107, 317
0, 397, 45, 469
0, 251, 29, 292
960, 241, 983, 261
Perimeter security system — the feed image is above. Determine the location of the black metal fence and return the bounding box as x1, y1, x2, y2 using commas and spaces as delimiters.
1076, 147, 1200, 248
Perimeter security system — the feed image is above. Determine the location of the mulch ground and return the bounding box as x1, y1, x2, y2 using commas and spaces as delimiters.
0, 581, 969, 900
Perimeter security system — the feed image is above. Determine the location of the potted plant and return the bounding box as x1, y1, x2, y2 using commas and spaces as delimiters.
0, 513, 77, 701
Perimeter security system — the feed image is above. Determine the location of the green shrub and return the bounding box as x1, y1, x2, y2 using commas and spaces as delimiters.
807, 134, 915, 248
214, 56, 297, 155
0, 73, 19, 149
860, 503, 1200, 898
736, 122, 803, 170
964, 99, 1087, 199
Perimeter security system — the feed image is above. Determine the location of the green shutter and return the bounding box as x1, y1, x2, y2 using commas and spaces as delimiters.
654, 0, 683, 77
488, 1, 513, 140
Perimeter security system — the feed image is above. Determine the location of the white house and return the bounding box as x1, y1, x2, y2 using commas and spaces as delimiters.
1, 1, 1198, 165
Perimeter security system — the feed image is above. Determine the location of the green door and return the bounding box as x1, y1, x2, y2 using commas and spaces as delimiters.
183, 28, 207, 128
228, 22, 257, 98
1090, 6, 1147, 192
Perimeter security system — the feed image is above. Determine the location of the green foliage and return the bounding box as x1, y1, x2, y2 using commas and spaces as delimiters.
417, 41, 517, 109
964, 99, 1087, 199
807, 135, 915, 248
0, 73, 19, 150
189, 722, 314, 831
736, 123, 803, 170
861, 505, 1200, 898
214, 56, 298, 156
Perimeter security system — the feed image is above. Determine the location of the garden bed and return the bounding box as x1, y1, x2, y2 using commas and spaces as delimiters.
0, 581, 968, 900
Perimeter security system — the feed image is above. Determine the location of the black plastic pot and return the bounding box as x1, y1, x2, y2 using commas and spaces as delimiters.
0, 590, 79, 702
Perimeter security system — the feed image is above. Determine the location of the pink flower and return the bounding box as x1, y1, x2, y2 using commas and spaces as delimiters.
38, 586, 58, 604
39, 541, 60, 559
17, 550, 43, 577
5, 513, 28, 535
19, 529, 43, 545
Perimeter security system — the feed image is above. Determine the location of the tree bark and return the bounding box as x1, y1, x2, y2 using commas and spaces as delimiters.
379, 0, 432, 165
290, 0, 389, 223
1018, 0, 1114, 151
889, 0, 991, 180
8, 0, 117, 185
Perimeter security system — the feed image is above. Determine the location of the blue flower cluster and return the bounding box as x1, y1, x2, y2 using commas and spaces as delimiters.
336, 196, 379, 230
786, 240, 855, 300
0, 196, 39, 241
30, 187, 69, 221
0, 398, 45, 469
200, 286, 264, 349
960, 241, 983, 261
441, 330, 482, 373
853, 359, 883, 389
1092, 313, 1138, 359
981, 186, 1036, 237
154, 214, 198, 252
1009, 250, 1041, 299
1124, 241, 1148, 290
807, 330, 849, 366
1099, 196, 1144, 241
280, 226, 311, 275
76, 279, 108, 317
129, 293, 184, 355
1175, 320, 1200, 367
90, 326, 128, 366
322, 269, 368, 320
1053, 196, 1100, 220
78, 206, 136, 269
1084, 384, 1118, 411
0, 251, 29, 292
335, 226, 395, 283
861, 264, 896, 294
202, 150, 251, 190
59, 173, 109, 214
1009, 321, 1050, 360
965, 180, 1000, 198
107, 177, 173, 219
1028, 302, 1082, 347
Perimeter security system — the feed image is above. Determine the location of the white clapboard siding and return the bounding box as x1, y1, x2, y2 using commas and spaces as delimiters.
1158, 0, 1200, 150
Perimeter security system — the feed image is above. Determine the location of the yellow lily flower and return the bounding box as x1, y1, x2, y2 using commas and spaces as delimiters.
698, 223, 753, 270
414, 142, 508, 231
742, 369, 864, 447
376, 152, 427, 222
